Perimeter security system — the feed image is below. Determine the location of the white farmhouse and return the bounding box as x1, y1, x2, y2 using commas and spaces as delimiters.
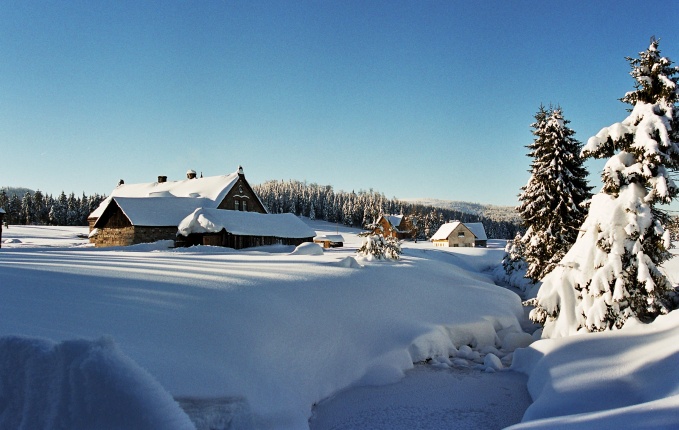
431, 221, 487, 248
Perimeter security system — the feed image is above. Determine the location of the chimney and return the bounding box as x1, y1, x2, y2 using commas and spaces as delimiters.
187, 169, 197, 179
238, 165, 244, 176
158, 175, 167, 183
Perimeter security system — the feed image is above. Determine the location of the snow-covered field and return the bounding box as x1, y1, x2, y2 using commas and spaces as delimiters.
2, 221, 679, 429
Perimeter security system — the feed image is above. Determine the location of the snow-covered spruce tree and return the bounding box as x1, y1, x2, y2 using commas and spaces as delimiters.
516, 105, 592, 283
529, 38, 679, 337
502, 232, 528, 278
357, 232, 402, 260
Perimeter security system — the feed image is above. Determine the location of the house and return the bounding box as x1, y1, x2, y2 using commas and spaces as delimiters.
464, 222, 488, 247
0, 207, 4, 248
431, 221, 487, 248
87, 166, 296, 249
372, 215, 413, 240
313, 234, 345, 248
176, 208, 315, 248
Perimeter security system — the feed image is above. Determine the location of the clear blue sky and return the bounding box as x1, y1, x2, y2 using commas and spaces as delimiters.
1, 1, 677, 206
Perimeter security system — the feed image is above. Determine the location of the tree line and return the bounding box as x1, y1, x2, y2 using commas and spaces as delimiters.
253, 180, 521, 239
0, 189, 106, 226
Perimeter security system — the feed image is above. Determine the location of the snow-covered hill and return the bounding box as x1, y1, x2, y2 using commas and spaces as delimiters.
401, 198, 521, 224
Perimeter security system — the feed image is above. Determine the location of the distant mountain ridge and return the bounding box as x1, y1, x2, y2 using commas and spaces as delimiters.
401, 198, 521, 224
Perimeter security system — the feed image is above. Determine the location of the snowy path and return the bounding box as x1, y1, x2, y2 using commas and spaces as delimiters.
309, 365, 530, 430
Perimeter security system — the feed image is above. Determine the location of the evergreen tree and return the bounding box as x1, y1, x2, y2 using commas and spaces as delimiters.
21, 192, 34, 224
8, 194, 21, 224
529, 38, 679, 337
0, 190, 8, 215
32, 190, 47, 225
517, 106, 592, 282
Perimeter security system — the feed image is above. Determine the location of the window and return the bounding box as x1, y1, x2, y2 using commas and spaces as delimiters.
243, 201, 247, 212
235, 200, 239, 211
458, 231, 465, 237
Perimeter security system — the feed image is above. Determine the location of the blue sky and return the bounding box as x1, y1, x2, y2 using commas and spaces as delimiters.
1, 1, 677, 206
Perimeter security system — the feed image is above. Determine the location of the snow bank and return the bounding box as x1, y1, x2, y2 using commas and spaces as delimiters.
0, 336, 194, 430
290, 242, 324, 255
509, 310, 679, 428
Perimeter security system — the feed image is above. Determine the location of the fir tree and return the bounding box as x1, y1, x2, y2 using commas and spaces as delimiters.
529, 38, 679, 337
21, 192, 34, 225
517, 106, 592, 282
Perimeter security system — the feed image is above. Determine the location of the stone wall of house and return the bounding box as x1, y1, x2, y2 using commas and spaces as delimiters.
92, 226, 136, 247
92, 226, 177, 247
133, 227, 177, 245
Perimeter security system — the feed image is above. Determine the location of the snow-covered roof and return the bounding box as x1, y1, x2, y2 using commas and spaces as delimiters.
382, 215, 404, 227
431, 221, 464, 241
465, 223, 487, 241
96, 197, 212, 227
178, 208, 316, 239
89, 171, 241, 219
313, 234, 344, 243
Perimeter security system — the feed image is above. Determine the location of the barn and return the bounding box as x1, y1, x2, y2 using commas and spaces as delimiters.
88, 167, 313, 249
176, 208, 315, 248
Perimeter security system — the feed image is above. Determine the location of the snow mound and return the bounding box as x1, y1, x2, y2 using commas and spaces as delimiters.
334, 256, 363, 268
290, 242, 324, 255
510, 310, 679, 428
0, 336, 194, 430
3, 238, 22, 244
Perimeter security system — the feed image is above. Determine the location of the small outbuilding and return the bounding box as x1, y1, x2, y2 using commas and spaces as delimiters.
431, 221, 487, 248
313, 234, 345, 248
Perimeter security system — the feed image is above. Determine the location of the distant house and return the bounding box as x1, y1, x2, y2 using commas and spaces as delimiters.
0, 207, 5, 248
431, 221, 487, 248
373, 215, 413, 240
313, 234, 344, 248
464, 222, 488, 247
88, 167, 312, 249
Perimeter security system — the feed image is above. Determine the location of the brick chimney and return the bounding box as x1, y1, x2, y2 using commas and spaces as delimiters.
187, 169, 197, 179
158, 175, 167, 183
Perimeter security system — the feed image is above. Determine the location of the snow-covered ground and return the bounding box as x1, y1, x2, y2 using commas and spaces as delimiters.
2, 222, 679, 429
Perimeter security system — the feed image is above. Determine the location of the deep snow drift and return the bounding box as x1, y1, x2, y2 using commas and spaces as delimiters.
0, 336, 194, 429
0, 223, 529, 429
3, 223, 679, 429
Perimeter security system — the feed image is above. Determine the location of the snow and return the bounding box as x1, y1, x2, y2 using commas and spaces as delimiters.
102, 197, 212, 227
0, 336, 194, 429
383, 214, 405, 228
89, 170, 244, 220
313, 234, 344, 243
3, 222, 679, 429
464, 222, 488, 240
509, 309, 679, 429
177, 208, 316, 238
290, 242, 324, 255
0, 222, 528, 429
